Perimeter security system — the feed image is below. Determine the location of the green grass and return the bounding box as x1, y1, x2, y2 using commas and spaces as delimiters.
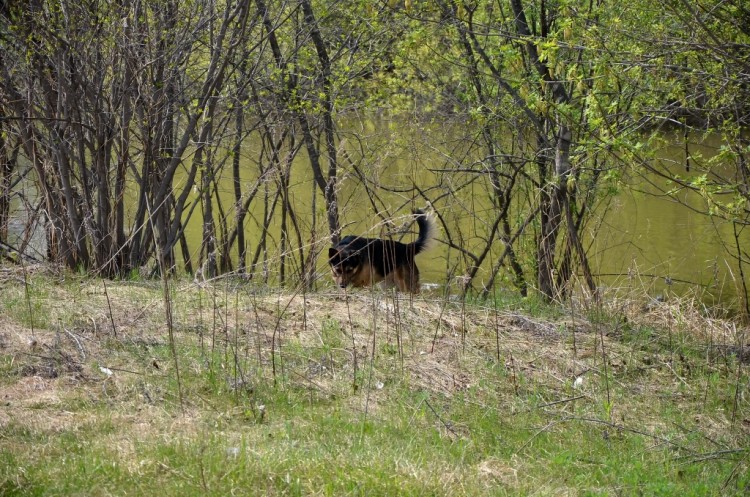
0, 270, 747, 495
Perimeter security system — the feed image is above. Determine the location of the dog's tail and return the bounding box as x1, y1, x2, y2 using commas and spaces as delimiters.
411, 209, 436, 255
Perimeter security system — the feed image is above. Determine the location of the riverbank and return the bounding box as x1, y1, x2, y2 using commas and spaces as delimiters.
1, 265, 748, 495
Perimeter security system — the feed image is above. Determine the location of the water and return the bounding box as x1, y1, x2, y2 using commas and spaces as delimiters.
7, 121, 747, 306
591, 134, 747, 305
330, 125, 747, 305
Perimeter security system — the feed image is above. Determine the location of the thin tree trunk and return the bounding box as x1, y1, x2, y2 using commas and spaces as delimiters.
257, 0, 340, 243
300, 0, 340, 242
233, 75, 247, 273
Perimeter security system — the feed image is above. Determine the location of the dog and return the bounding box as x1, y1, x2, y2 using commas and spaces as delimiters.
328, 210, 435, 293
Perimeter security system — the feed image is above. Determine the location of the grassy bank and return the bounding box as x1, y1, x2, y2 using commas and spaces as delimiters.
0, 265, 748, 496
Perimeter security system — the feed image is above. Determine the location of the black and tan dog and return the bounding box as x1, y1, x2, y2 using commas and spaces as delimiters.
328, 210, 435, 293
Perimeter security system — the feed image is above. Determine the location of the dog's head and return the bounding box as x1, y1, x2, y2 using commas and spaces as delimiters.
328, 247, 361, 288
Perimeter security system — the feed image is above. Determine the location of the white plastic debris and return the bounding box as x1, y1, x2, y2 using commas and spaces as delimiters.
99, 366, 114, 377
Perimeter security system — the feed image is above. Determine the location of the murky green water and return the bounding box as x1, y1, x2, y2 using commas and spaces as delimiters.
589, 134, 747, 305
7, 121, 748, 306
177, 121, 747, 305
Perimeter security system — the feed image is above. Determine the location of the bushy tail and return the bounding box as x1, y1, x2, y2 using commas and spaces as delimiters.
412, 209, 435, 255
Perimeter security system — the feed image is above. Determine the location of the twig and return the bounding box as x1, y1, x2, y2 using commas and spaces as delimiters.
671, 421, 726, 449
731, 323, 744, 424
103, 279, 118, 338
344, 291, 358, 392
98, 365, 145, 375
598, 320, 611, 417
664, 360, 690, 387
509, 352, 519, 396
22, 260, 35, 337
88, 316, 98, 336
569, 416, 696, 454
64, 328, 86, 360
361, 290, 380, 443
516, 417, 567, 453
22, 351, 144, 376
536, 395, 586, 410
722, 453, 749, 492
424, 398, 459, 439
675, 448, 748, 463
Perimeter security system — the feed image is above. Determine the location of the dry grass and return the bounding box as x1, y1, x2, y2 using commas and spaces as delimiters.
1, 267, 749, 495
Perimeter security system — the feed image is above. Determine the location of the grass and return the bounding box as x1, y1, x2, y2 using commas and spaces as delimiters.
0, 264, 748, 496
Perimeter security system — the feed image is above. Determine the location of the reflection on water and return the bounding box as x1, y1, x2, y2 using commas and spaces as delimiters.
6, 179, 47, 262
591, 134, 746, 306
6, 124, 748, 307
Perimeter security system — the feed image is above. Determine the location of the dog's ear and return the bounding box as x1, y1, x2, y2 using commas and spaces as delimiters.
328, 247, 339, 260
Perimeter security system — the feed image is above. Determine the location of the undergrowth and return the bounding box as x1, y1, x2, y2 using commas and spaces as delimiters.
0, 265, 748, 496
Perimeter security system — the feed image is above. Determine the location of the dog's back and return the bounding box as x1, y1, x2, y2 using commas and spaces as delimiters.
328, 210, 435, 293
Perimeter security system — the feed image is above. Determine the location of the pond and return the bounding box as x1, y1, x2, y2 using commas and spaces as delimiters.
307, 121, 745, 306
6, 119, 748, 308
